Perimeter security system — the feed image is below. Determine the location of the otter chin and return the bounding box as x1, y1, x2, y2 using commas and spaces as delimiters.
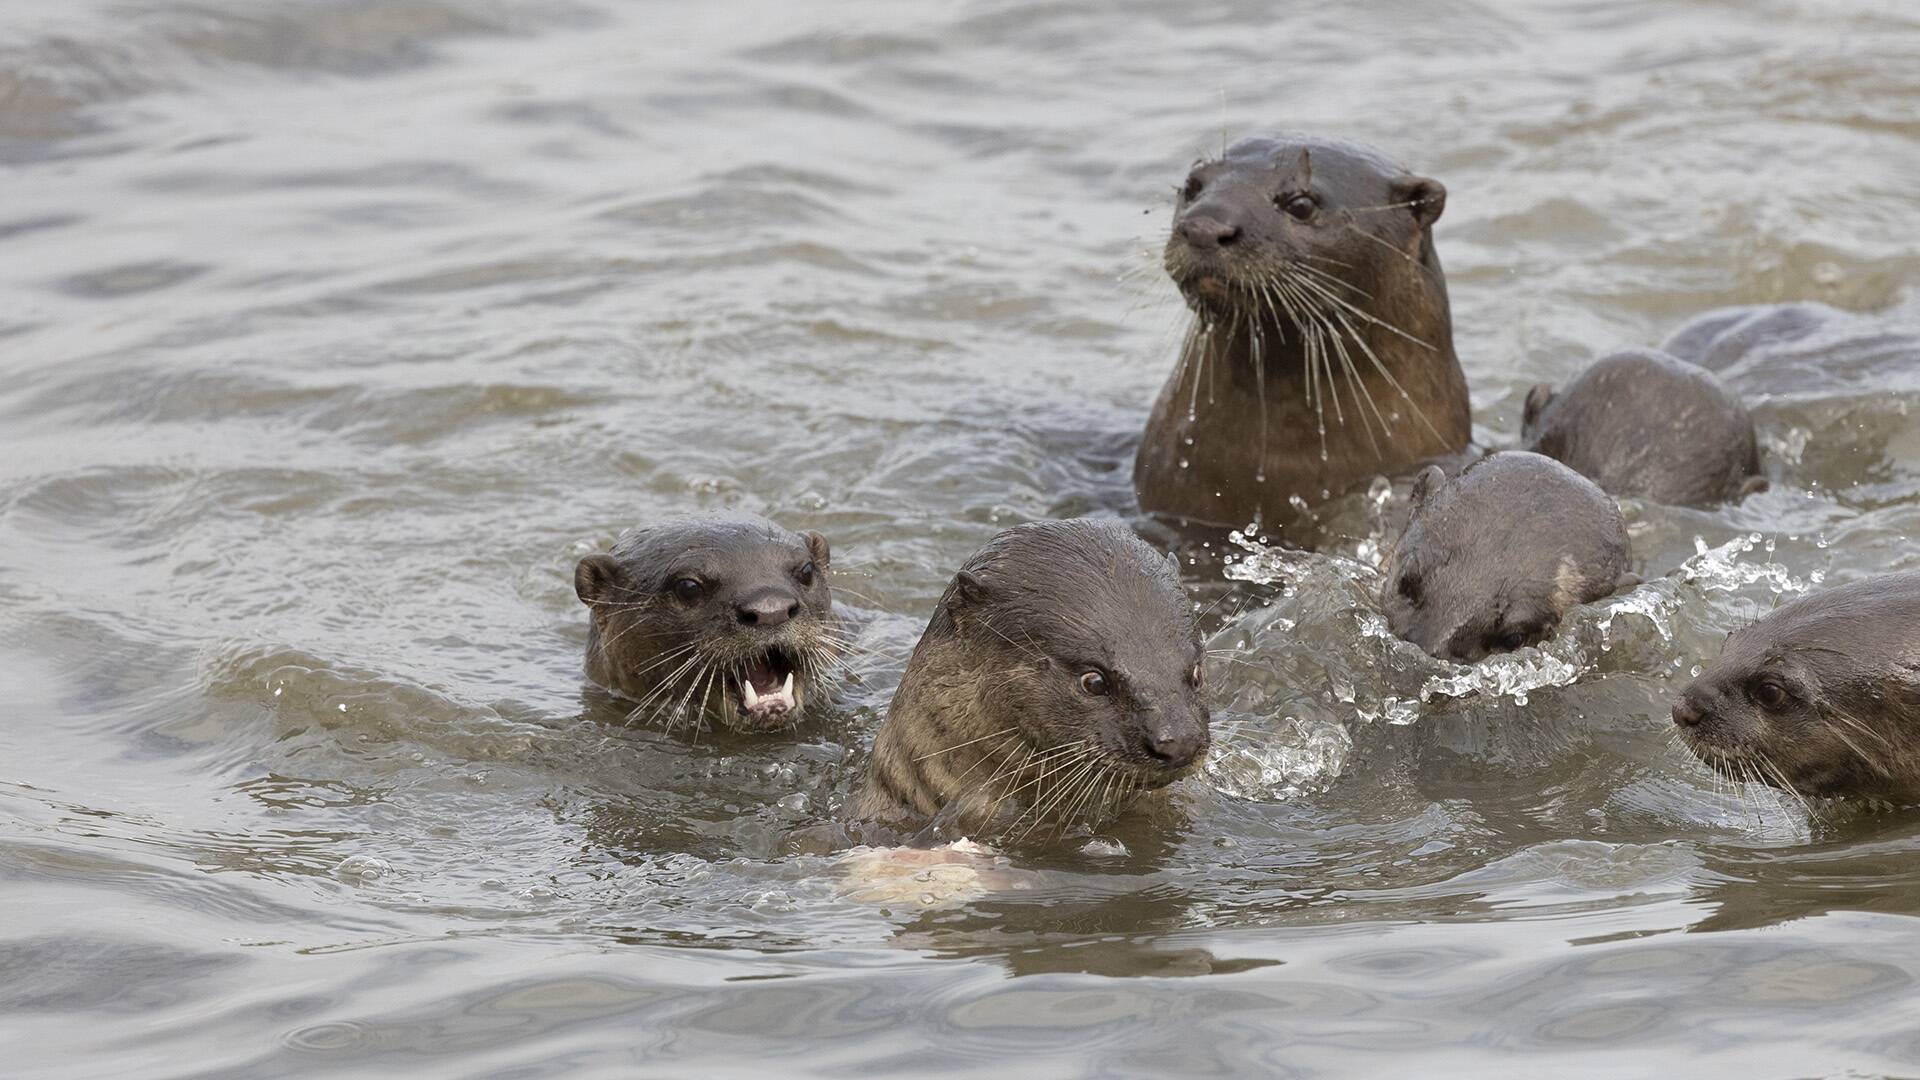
1673, 572, 1920, 803
1136, 133, 1472, 540
573, 514, 840, 733
847, 518, 1209, 845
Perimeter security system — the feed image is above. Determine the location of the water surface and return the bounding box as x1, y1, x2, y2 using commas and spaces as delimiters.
5, 1, 1920, 1075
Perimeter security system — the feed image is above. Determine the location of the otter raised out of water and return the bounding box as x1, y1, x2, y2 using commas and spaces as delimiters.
1380, 451, 1634, 663
848, 518, 1209, 844
1673, 573, 1920, 803
1522, 348, 1765, 507
573, 514, 841, 733
1136, 134, 1472, 537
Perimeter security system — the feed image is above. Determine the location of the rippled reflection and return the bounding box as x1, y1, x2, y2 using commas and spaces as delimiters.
5, 0, 1920, 1074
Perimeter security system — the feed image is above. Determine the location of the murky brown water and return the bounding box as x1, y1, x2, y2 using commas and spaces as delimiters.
5, 1, 1920, 1075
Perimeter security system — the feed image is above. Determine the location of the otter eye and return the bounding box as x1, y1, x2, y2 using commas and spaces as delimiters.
1397, 573, 1423, 604
795, 561, 816, 587
1754, 680, 1790, 709
1188, 662, 1204, 688
670, 577, 705, 605
1496, 629, 1536, 652
1278, 193, 1316, 221
1181, 176, 1203, 201
1079, 670, 1110, 696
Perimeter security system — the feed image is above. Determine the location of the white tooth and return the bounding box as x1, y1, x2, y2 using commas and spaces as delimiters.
780, 672, 795, 705
742, 680, 760, 710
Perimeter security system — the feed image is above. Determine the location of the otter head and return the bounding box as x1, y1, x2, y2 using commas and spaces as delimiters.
1163, 134, 1446, 326
574, 515, 836, 733
1381, 455, 1633, 663
941, 519, 1210, 793
1673, 583, 1920, 801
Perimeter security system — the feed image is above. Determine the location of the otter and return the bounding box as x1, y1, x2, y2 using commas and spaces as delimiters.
848, 518, 1209, 844
1380, 452, 1635, 662
1136, 134, 1471, 537
1522, 348, 1765, 506
1673, 573, 1920, 803
573, 514, 839, 732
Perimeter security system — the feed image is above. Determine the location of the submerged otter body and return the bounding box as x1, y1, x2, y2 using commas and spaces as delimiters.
1523, 348, 1764, 506
1673, 573, 1920, 803
848, 518, 1209, 844
1136, 134, 1471, 538
573, 514, 839, 732
1380, 452, 1633, 663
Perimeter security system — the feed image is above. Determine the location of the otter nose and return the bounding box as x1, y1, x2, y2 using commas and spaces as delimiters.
736, 592, 800, 627
1178, 215, 1240, 250
1672, 698, 1704, 729
1143, 726, 1204, 768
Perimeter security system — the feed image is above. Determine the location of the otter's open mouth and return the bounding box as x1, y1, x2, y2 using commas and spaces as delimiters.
734, 648, 802, 724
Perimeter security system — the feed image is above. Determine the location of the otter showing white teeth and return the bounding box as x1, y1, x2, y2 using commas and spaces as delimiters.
573, 514, 840, 733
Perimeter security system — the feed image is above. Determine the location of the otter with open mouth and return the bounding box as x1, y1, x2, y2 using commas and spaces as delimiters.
1673, 572, 1920, 803
847, 518, 1209, 845
1136, 134, 1472, 538
573, 514, 841, 732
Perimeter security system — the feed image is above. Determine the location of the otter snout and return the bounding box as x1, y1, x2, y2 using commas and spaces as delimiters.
1177, 214, 1241, 250
735, 589, 801, 627
1142, 722, 1206, 769
1671, 696, 1705, 729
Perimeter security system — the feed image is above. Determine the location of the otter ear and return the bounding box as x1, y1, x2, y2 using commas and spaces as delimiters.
1393, 176, 1446, 228
1522, 383, 1555, 435
1410, 465, 1446, 509
951, 570, 990, 609
1165, 550, 1183, 577
575, 554, 622, 606
805, 531, 831, 571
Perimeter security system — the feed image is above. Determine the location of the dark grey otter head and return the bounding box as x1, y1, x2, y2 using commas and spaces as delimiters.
1164, 134, 1448, 327
1381, 452, 1634, 663
574, 514, 836, 733
1522, 348, 1765, 507
938, 518, 1210, 787
1673, 573, 1920, 802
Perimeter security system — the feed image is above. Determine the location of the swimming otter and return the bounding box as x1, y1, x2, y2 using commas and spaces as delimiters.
1673, 573, 1920, 803
1136, 134, 1471, 536
1380, 452, 1634, 662
1522, 348, 1765, 506
573, 514, 839, 732
848, 518, 1209, 843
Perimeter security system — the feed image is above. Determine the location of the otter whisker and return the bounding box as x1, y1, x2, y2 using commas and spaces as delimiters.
915, 726, 1023, 762
1301, 281, 1448, 446
1759, 752, 1816, 817
623, 648, 710, 724
1312, 296, 1385, 456
1015, 756, 1098, 842
1316, 301, 1395, 453
1340, 217, 1426, 272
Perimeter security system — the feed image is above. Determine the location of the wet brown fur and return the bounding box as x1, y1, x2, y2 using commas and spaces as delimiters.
1136, 134, 1471, 539
1675, 572, 1920, 803
848, 519, 1209, 844
574, 514, 840, 733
